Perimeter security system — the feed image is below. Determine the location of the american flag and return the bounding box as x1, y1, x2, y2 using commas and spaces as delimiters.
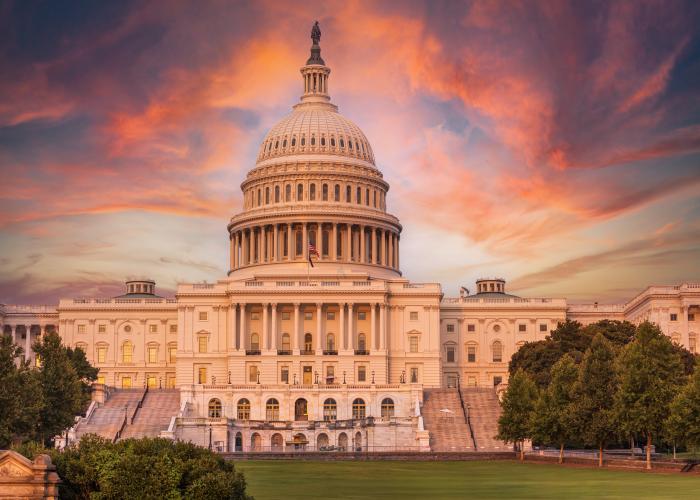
308, 243, 320, 267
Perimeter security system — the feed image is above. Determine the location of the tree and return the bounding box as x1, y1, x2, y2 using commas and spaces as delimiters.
572, 333, 618, 467
530, 354, 578, 463
665, 368, 700, 452
497, 369, 537, 461
33, 332, 84, 445
0, 335, 43, 447
66, 345, 98, 408
615, 322, 685, 470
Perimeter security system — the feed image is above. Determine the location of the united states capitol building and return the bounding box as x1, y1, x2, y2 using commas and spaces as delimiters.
1, 26, 698, 453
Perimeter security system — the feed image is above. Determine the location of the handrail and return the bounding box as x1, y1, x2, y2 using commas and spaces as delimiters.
130, 386, 149, 424
457, 384, 477, 450
114, 413, 127, 443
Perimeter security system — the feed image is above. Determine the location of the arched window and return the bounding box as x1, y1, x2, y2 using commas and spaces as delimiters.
291, 137, 296, 147
326, 333, 335, 351
295, 230, 303, 256
317, 433, 329, 450
311, 136, 316, 146
285, 184, 291, 202
122, 341, 133, 363
271, 433, 284, 451
251, 433, 262, 451
346, 185, 351, 202
266, 398, 280, 420
250, 333, 260, 351
331, 137, 336, 147
334, 184, 340, 201
309, 229, 316, 247
358, 333, 366, 351
274, 140, 279, 149
352, 398, 366, 419
321, 136, 326, 146
322, 229, 329, 256
338, 432, 348, 451
295, 398, 308, 421
265, 186, 270, 204
297, 183, 303, 201
349, 140, 353, 150
340, 138, 345, 148
304, 333, 313, 352
275, 185, 280, 203
373, 190, 377, 207
323, 398, 337, 421
301, 136, 306, 146
381, 398, 394, 419
281, 333, 290, 351
492, 341, 503, 362
283, 138, 287, 147
322, 184, 328, 201
310, 183, 316, 201
237, 399, 250, 420
208, 398, 222, 418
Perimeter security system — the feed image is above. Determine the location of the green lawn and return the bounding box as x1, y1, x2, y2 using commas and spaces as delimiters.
236, 460, 700, 499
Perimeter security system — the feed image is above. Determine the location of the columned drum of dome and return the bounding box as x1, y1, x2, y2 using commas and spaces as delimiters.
227, 26, 402, 279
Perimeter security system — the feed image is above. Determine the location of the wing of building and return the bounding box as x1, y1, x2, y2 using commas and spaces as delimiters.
1, 27, 698, 453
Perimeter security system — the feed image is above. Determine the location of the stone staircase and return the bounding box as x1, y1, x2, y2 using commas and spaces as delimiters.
120, 389, 180, 439
421, 389, 475, 452
74, 389, 144, 442
460, 387, 509, 451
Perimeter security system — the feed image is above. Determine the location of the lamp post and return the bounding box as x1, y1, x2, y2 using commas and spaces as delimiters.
228, 371, 231, 384
208, 423, 212, 451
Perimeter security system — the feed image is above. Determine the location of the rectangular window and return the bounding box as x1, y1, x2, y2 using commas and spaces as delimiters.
446, 347, 455, 363
494, 376, 503, 386
358, 366, 366, 382
282, 312, 291, 320
251, 312, 260, 320
147, 375, 157, 389
198, 336, 207, 353
168, 347, 177, 363
97, 375, 105, 385
97, 347, 106, 363
518, 324, 527, 332
327, 312, 335, 320
35, 354, 42, 367
539, 323, 547, 332
148, 347, 157, 364
358, 312, 366, 320
77, 324, 86, 334
409, 336, 419, 353
281, 366, 289, 383
446, 324, 455, 333
199, 311, 208, 321
170, 324, 177, 333
98, 324, 106, 333
670, 313, 678, 321
467, 346, 476, 363
198, 367, 207, 384
689, 313, 695, 322
409, 311, 418, 321
326, 365, 335, 382
410, 367, 419, 383
467, 324, 475, 332
122, 376, 132, 389
249, 365, 258, 383
149, 324, 157, 333
304, 312, 313, 320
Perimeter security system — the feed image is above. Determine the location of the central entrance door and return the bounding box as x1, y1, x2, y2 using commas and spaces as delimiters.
295, 398, 308, 421
303, 365, 313, 384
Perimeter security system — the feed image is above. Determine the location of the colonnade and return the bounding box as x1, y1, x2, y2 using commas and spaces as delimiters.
229, 222, 399, 271
3, 324, 53, 361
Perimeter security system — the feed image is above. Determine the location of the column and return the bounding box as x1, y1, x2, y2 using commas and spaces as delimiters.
293, 303, 300, 352
371, 228, 377, 264
332, 223, 338, 261
395, 234, 400, 269
228, 304, 237, 351
303, 222, 309, 261
11, 325, 16, 345
360, 225, 366, 263
262, 303, 269, 351
316, 303, 323, 352
348, 304, 354, 350
346, 224, 352, 262
259, 227, 264, 262
271, 304, 278, 350
248, 229, 254, 265
287, 223, 293, 260
273, 224, 279, 262
388, 232, 394, 268
239, 304, 246, 350
229, 235, 234, 271
379, 304, 387, 350
380, 229, 386, 266
370, 304, 377, 351
340, 303, 346, 350
25, 325, 31, 361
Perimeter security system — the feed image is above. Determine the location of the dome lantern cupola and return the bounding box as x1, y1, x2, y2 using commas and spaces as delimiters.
300, 21, 331, 105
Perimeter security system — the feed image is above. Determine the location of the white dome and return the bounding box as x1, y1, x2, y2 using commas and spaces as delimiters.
256, 103, 376, 165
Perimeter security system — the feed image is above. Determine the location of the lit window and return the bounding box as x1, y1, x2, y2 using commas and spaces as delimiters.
358, 366, 366, 382
409, 336, 419, 353
198, 336, 207, 353
97, 346, 106, 363
35, 354, 42, 367
122, 342, 133, 363
77, 325, 86, 334
148, 324, 156, 333
410, 311, 418, 321
97, 375, 105, 385
198, 367, 207, 384
467, 345, 476, 363
168, 346, 177, 363
199, 312, 208, 321
492, 341, 503, 362
209, 399, 222, 418
446, 324, 455, 333
122, 376, 132, 388
237, 399, 251, 420
98, 324, 106, 334
518, 324, 527, 332
148, 346, 157, 363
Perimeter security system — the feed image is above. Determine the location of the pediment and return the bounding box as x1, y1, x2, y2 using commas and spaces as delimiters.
0, 452, 33, 478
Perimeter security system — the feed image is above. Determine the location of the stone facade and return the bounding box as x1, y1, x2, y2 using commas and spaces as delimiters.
0, 450, 60, 499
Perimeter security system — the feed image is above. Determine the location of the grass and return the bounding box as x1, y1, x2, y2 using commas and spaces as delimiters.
236, 460, 700, 499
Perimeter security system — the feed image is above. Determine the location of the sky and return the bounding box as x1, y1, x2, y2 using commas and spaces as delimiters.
1, 0, 699, 305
